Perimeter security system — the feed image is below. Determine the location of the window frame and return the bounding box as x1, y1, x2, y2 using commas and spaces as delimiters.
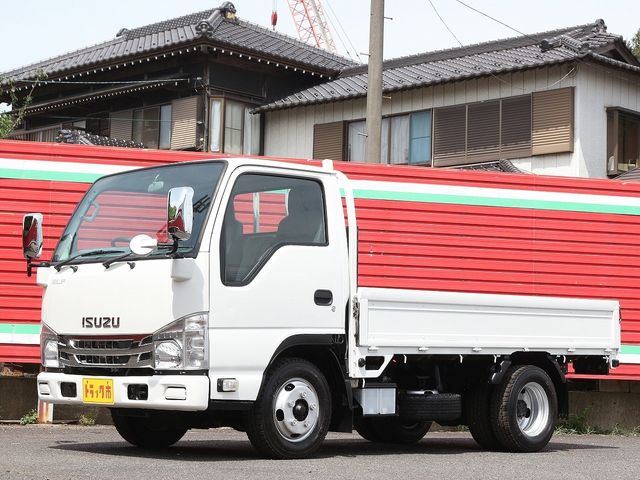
209, 96, 261, 155
131, 103, 172, 150
607, 107, 640, 176
346, 109, 433, 165
220, 172, 329, 287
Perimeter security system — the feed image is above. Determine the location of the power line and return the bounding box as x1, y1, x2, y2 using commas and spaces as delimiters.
427, 0, 463, 47
324, 0, 362, 62
322, 5, 355, 60
454, 0, 539, 43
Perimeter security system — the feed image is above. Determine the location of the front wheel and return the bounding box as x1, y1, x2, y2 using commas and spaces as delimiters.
245, 358, 331, 459
111, 412, 187, 448
490, 365, 558, 452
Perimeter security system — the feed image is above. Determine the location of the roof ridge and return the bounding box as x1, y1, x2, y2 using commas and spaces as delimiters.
123, 8, 214, 39
230, 17, 357, 65
339, 21, 603, 77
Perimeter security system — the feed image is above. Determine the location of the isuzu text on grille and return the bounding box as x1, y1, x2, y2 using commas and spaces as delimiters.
82, 317, 120, 328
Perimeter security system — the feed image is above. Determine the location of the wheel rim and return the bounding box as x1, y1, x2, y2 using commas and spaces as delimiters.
516, 382, 550, 437
273, 378, 319, 443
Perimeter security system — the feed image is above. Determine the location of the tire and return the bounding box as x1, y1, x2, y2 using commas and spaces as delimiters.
354, 417, 383, 442
111, 413, 187, 448
399, 392, 462, 422
466, 382, 501, 450
490, 365, 558, 452
245, 357, 331, 459
355, 417, 431, 444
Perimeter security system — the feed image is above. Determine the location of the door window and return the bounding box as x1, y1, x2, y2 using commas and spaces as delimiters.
221, 174, 327, 285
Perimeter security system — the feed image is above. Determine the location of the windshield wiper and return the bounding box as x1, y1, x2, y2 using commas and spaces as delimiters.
103, 244, 182, 269
54, 249, 126, 271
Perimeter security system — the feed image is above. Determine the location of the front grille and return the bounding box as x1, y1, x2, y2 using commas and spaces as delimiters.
59, 336, 153, 368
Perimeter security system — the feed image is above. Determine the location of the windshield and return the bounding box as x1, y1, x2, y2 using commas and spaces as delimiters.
53, 161, 225, 263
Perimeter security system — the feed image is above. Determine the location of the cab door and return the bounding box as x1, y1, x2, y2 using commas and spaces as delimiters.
209, 166, 349, 400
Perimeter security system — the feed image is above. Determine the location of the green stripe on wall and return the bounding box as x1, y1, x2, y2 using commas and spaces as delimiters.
0, 168, 100, 183
621, 345, 640, 355
0, 323, 41, 335
352, 188, 640, 217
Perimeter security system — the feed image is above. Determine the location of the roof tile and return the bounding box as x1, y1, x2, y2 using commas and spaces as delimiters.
257, 20, 636, 112
2, 2, 355, 81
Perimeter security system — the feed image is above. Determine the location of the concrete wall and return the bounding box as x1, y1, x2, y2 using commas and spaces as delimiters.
0, 377, 38, 420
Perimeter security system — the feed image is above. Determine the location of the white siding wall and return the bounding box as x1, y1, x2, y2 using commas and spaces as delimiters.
266, 63, 622, 178
574, 63, 640, 178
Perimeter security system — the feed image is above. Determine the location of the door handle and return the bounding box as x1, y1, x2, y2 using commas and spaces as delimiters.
314, 289, 333, 306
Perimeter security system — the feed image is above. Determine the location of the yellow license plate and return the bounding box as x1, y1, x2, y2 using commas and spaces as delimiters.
82, 378, 114, 404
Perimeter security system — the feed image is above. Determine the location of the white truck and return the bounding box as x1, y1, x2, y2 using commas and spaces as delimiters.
24, 157, 620, 458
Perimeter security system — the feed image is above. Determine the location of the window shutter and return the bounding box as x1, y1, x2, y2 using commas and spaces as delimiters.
313, 121, 345, 160
433, 105, 466, 167
532, 87, 574, 155
109, 110, 133, 141
171, 96, 200, 150
467, 100, 500, 163
501, 95, 532, 159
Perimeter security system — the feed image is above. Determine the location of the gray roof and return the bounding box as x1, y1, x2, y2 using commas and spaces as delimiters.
615, 168, 640, 181
454, 159, 526, 174
257, 20, 639, 112
2, 2, 356, 82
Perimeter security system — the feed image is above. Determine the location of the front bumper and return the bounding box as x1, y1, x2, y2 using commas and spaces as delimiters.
37, 372, 210, 411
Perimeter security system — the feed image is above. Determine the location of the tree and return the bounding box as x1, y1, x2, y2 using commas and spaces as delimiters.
628, 28, 640, 60
0, 70, 46, 139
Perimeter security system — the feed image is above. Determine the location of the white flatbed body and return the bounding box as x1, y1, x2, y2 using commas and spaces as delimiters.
356, 287, 620, 359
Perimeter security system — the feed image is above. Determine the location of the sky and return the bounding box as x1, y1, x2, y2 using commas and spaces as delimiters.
0, 0, 638, 73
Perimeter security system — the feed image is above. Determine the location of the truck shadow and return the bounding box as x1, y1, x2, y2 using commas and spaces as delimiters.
51, 435, 616, 462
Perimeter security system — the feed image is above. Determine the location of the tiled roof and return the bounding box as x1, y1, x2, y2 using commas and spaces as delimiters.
1, 2, 355, 82
454, 159, 526, 173
257, 20, 638, 112
615, 168, 640, 181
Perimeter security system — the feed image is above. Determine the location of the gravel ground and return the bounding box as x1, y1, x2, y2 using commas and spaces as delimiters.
1, 425, 639, 480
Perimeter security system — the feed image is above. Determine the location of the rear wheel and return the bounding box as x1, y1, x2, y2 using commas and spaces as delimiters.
466, 382, 501, 450
111, 412, 187, 448
355, 417, 431, 444
245, 358, 331, 459
490, 365, 557, 452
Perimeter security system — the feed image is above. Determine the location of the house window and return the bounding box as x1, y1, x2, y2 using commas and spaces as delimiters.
607, 109, 640, 175
347, 111, 432, 164
209, 98, 261, 155
132, 104, 172, 149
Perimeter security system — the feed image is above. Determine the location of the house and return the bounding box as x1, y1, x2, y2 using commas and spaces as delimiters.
0, 2, 355, 154
258, 20, 640, 179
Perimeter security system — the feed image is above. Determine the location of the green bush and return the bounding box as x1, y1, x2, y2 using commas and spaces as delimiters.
19, 409, 38, 425
79, 413, 96, 426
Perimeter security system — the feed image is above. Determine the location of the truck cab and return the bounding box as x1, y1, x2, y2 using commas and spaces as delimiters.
30, 158, 351, 457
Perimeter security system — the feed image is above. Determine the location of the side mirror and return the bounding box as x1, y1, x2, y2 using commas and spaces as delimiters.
166, 187, 194, 242
22, 213, 44, 260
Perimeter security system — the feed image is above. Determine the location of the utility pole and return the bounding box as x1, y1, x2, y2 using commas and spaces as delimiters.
365, 0, 384, 163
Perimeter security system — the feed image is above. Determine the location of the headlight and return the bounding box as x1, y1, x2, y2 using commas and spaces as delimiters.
40, 323, 59, 368
152, 312, 208, 370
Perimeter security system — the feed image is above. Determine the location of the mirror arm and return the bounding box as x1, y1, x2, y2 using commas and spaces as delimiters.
26, 260, 50, 277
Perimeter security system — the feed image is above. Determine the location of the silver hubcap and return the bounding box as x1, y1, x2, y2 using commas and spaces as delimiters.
516, 382, 550, 437
273, 378, 319, 442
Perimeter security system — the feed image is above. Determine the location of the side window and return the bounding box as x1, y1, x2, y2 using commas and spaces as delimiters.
221, 174, 327, 285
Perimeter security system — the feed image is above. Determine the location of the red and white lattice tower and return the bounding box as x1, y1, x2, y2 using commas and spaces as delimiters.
286, 0, 337, 53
